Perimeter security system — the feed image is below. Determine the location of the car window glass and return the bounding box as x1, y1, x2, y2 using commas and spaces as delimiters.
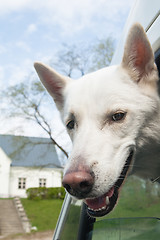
59, 199, 82, 240
91, 217, 160, 240
92, 174, 160, 239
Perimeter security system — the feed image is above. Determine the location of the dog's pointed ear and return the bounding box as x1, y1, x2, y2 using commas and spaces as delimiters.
122, 23, 158, 89
34, 62, 71, 111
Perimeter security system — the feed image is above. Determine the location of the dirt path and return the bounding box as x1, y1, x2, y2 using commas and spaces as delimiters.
0, 230, 53, 240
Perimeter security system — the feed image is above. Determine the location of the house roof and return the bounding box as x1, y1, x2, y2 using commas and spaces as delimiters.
0, 135, 62, 168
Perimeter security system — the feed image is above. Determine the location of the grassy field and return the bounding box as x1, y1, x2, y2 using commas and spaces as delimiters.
21, 199, 63, 231
21, 176, 160, 234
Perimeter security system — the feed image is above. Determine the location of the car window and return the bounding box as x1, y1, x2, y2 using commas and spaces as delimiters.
155, 48, 160, 77
90, 172, 160, 238
58, 199, 82, 240
91, 217, 160, 240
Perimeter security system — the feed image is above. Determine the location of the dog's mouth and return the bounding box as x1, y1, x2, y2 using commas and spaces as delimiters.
85, 150, 134, 217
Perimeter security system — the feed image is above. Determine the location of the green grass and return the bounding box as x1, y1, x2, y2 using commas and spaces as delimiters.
21, 199, 63, 231
21, 176, 160, 233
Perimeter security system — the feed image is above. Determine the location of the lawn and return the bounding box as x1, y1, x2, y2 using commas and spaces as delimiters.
21, 176, 160, 233
21, 199, 63, 231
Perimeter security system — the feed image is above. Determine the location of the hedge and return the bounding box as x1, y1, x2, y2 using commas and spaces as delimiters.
26, 187, 66, 200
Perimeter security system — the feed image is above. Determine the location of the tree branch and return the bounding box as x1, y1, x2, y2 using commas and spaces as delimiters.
34, 105, 68, 158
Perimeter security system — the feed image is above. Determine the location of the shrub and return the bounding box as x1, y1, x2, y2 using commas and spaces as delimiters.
26, 187, 66, 200
47, 187, 66, 199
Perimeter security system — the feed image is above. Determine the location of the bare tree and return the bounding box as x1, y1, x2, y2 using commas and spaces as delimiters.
2, 80, 68, 159
51, 43, 92, 77
52, 38, 115, 77
90, 37, 115, 71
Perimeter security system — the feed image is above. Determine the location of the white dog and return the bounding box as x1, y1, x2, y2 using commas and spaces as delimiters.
34, 23, 160, 217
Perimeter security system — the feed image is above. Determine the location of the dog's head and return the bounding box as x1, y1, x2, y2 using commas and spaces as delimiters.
34, 23, 159, 217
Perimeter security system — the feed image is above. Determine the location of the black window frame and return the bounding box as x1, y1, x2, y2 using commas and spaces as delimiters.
18, 177, 26, 189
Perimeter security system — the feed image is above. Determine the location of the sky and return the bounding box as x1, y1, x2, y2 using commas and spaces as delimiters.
0, 0, 133, 154
0, 0, 133, 88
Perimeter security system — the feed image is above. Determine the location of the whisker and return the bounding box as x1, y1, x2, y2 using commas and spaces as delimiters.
114, 184, 123, 189
124, 164, 142, 168
116, 177, 126, 180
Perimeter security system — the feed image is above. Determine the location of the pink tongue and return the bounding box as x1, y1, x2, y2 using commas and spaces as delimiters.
86, 195, 106, 209
86, 187, 114, 210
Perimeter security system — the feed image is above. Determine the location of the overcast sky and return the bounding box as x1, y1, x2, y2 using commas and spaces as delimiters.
0, 0, 133, 145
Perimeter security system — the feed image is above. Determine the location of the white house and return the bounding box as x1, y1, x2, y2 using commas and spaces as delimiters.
0, 135, 63, 198
0, 148, 11, 197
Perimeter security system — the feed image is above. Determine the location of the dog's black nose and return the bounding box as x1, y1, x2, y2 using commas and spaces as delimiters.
62, 171, 94, 198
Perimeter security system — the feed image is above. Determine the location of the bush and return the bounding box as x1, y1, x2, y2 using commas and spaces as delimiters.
26, 187, 66, 200
47, 187, 66, 200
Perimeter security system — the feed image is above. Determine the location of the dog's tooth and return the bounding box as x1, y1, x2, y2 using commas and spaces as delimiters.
88, 207, 94, 211
102, 206, 106, 210
88, 206, 107, 212
106, 196, 110, 205
94, 208, 99, 212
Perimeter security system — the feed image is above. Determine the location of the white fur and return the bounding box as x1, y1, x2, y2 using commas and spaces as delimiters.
34, 23, 160, 201
61, 65, 160, 196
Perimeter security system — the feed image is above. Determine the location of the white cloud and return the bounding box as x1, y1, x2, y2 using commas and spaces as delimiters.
31, 0, 131, 35
26, 24, 37, 35
16, 41, 31, 52
0, 66, 4, 88
0, 0, 133, 36
0, 45, 7, 55
0, 0, 31, 15
0, 0, 134, 89
2, 59, 33, 87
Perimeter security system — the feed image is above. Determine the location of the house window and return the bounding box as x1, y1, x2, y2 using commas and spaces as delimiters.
18, 178, 26, 189
39, 178, 46, 187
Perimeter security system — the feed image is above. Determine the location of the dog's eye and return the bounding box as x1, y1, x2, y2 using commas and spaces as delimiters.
66, 120, 75, 130
112, 112, 126, 122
